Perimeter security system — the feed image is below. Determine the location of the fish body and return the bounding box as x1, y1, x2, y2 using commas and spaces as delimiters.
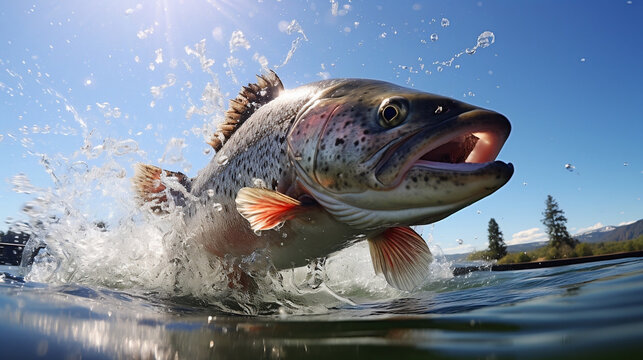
134, 72, 513, 290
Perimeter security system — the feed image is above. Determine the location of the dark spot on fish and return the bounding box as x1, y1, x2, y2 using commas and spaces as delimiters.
320, 144, 326, 150
412, 176, 418, 183
353, 140, 359, 147
363, 130, 370, 135
423, 175, 428, 182
335, 154, 341, 160
335, 138, 345, 146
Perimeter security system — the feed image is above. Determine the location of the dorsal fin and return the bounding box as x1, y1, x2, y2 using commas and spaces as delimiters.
207, 70, 284, 151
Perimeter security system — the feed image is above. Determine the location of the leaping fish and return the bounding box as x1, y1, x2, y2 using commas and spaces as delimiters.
133, 71, 513, 291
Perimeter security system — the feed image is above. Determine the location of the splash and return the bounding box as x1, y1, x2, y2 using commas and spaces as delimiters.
432, 30, 496, 70
275, 20, 308, 68
3, 19, 456, 316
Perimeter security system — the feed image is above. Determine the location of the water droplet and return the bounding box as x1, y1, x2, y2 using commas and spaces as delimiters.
437, 66, 443, 72
203, 147, 211, 155
282, 232, 288, 238
254, 229, 262, 236
280, 242, 284, 246
273, 222, 284, 230
253, 178, 266, 189
212, 203, 223, 211
465, 48, 476, 55
207, 189, 215, 198
457, 238, 464, 245
623, 162, 629, 167
580, 58, 586, 62
476, 210, 482, 214
114, 139, 139, 156
217, 154, 229, 165
435, 106, 443, 114
430, 33, 438, 42
441, 18, 450, 27
476, 31, 495, 48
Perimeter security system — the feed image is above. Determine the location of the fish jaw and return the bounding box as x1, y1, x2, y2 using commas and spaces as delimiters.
375, 109, 512, 188
295, 108, 513, 230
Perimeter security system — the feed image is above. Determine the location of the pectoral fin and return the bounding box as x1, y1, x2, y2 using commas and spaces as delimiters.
368, 227, 432, 291
235, 187, 302, 231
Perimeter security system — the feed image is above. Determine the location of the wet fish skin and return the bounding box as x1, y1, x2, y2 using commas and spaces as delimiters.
135, 74, 513, 290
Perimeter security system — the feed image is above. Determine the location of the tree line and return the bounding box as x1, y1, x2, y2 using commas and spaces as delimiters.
468, 195, 640, 263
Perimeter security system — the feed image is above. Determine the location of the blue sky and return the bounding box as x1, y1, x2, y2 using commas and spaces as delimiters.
0, 0, 641, 254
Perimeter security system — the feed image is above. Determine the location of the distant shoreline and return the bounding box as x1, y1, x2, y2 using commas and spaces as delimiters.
453, 250, 643, 276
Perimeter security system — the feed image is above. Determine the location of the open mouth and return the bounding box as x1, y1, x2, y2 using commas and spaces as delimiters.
414, 128, 508, 171
375, 109, 512, 185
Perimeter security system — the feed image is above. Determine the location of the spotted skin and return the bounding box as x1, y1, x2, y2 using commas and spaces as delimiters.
155, 77, 512, 270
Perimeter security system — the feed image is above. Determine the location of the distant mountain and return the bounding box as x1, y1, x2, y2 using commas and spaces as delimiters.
448, 219, 643, 257
574, 219, 643, 244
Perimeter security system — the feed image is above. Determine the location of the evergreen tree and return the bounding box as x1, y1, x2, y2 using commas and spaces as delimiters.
541, 195, 577, 249
487, 218, 507, 260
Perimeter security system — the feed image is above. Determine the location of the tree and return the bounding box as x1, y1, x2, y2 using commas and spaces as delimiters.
541, 195, 577, 250
487, 218, 507, 260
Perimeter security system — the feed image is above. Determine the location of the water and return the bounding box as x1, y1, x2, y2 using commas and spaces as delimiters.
1, 257, 642, 359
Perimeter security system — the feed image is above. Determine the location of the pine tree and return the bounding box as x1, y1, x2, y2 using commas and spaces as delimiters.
541, 195, 577, 250
487, 218, 507, 260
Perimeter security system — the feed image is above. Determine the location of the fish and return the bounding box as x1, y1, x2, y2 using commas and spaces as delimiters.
133, 71, 513, 291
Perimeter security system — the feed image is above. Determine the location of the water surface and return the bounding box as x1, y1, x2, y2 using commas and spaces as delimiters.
2, 257, 641, 359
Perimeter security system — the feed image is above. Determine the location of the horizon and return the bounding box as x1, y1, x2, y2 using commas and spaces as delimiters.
1, 1, 641, 255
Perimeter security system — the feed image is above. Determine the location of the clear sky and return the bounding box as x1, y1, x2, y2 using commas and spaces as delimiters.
0, 0, 641, 254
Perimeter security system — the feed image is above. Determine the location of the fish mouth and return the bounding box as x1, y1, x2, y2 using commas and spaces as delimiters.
300, 109, 513, 230
376, 109, 513, 186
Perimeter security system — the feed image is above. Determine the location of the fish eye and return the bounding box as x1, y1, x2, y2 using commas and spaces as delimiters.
378, 97, 409, 128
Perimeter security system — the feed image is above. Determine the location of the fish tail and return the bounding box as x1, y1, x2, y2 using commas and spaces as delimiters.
132, 163, 190, 212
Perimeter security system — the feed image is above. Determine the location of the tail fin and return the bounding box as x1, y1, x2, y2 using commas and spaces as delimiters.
132, 163, 191, 213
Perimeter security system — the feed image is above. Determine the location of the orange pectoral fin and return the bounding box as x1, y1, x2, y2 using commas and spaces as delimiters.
235, 187, 302, 231
368, 227, 433, 291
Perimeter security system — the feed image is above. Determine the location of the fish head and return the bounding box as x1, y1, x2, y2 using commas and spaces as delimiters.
287, 79, 513, 230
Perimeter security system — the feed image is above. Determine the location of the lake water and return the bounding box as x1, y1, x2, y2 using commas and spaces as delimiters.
2, 256, 642, 359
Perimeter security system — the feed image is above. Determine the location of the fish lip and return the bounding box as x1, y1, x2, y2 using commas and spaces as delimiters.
374, 109, 512, 188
